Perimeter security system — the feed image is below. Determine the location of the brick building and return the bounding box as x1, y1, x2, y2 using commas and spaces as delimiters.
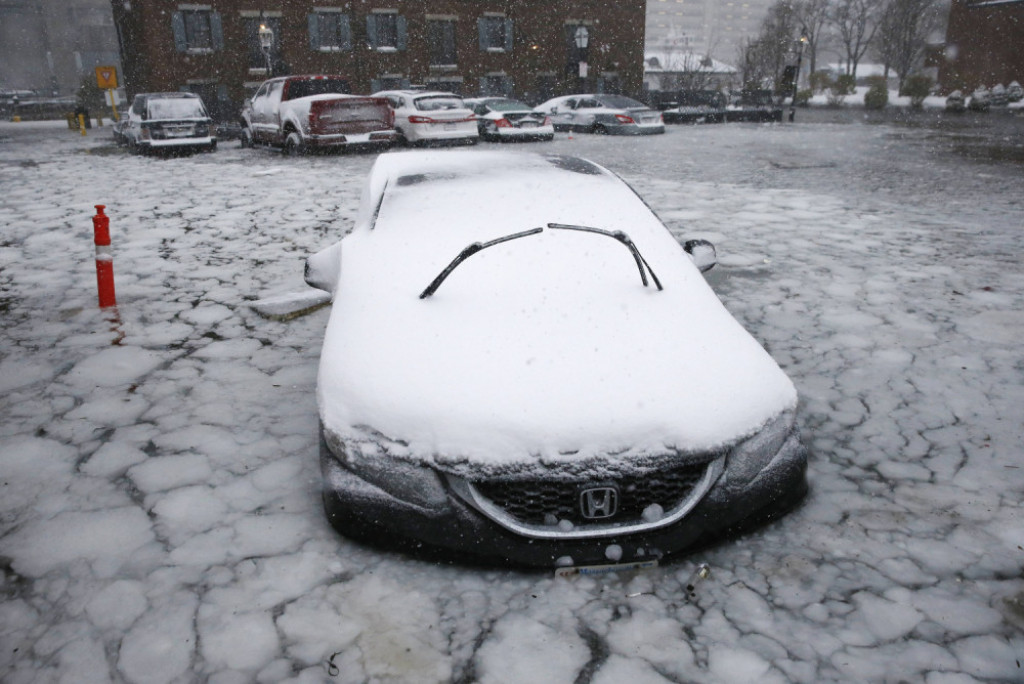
940, 0, 1024, 93
111, 0, 647, 120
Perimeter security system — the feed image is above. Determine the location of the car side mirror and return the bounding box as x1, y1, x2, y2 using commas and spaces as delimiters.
684, 239, 717, 273
305, 241, 344, 293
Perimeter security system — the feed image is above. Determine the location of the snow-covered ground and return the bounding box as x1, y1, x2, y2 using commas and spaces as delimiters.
1, 117, 1022, 683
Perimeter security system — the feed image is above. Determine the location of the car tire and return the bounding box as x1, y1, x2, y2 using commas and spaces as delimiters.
395, 128, 409, 147
239, 126, 253, 148
283, 131, 304, 156
593, 124, 608, 135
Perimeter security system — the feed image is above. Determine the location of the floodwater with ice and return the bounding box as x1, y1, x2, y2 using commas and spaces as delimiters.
1, 110, 1022, 682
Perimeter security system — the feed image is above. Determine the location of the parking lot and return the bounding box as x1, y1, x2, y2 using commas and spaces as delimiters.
1, 114, 1023, 682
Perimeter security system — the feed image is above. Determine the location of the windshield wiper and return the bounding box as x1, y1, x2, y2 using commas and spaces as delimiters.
548, 222, 662, 290
419, 227, 543, 299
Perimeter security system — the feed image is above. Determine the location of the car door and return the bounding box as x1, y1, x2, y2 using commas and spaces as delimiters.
546, 98, 576, 129
126, 96, 146, 144
571, 97, 603, 128
247, 83, 269, 142
264, 81, 285, 144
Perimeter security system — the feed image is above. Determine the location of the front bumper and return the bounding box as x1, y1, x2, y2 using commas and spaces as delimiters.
319, 428, 808, 568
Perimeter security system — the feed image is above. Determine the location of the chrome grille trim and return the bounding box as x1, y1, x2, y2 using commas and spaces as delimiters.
447, 457, 724, 540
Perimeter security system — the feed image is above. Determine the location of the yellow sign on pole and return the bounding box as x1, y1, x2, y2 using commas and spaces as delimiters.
95, 66, 118, 90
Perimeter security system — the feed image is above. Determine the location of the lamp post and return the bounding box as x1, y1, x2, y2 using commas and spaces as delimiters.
574, 26, 589, 92
258, 23, 274, 76
789, 26, 808, 122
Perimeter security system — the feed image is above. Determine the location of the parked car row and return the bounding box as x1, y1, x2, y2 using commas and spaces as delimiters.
112, 75, 680, 155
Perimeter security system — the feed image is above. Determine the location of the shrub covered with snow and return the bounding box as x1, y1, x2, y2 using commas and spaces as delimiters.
864, 78, 889, 110
902, 75, 933, 109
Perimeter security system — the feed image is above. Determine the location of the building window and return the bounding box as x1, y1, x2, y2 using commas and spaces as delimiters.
370, 74, 410, 92
428, 19, 457, 66
477, 15, 512, 52
367, 11, 407, 51
172, 7, 223, 53
479, 74, 512, 96
243, 16, 281, 70
309, 10, 351, 51
425, 77, 463, 95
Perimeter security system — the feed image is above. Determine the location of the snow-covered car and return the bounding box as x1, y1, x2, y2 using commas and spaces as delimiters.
945, 90, 967, 113
463, 97, 554, 142
241, 75, 397, 154
533, 94, 665, 135
305, 150, 809, 569
373, 90, 478, 145
1007, 81, 1024, 103
968, 87, 991, 112
121, 92, 216, 153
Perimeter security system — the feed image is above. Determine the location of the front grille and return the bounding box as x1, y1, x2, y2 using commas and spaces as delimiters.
471, 461, 709, 528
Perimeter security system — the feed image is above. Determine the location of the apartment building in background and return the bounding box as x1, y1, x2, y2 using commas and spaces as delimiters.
645, 0, 776, 64
0, 0, 120, 96
110, 0, 647, 120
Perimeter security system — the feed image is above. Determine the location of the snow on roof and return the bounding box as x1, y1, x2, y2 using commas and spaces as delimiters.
645, 52, 737, 74
317, 151, 796, 469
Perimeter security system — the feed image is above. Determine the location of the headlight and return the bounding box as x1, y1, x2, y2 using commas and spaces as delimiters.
726, 410, 795, 487
325, 430, 449, 512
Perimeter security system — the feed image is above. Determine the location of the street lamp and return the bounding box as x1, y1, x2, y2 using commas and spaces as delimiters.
258, 24, 274, 76
789, 26, 809, 122
574, 25, 589, 91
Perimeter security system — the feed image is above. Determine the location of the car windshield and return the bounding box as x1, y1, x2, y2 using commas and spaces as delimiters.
287, 79, 351, 98
596, 95, 646, 109
414, 96, 465, 111
146, 98, 206, 119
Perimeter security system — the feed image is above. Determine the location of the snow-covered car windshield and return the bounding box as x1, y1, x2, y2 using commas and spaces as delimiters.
414, 96, 465, 111
287, 79, 351, 99
146, 98, 207, 120
595, 95, 647, 109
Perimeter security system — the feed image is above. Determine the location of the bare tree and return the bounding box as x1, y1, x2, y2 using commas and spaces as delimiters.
828, 0, 882, 77
739, 1, 801, 90
875, 0, 942, 91
793, 0, 830, 76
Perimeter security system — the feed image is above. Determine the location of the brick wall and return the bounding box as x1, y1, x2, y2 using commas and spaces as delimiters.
112, 0, 646, 120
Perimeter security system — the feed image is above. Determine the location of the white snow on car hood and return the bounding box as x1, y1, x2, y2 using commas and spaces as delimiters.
318, 151, 797, 466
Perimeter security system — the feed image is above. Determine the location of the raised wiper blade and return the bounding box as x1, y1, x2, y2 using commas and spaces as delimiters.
548, 222, 663, 291
419, 227, 544, 299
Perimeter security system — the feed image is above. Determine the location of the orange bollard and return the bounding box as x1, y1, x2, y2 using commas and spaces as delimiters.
92, 205, 117, 308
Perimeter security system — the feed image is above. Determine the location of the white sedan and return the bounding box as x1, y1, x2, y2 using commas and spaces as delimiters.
534, 94, 665, 135
305, 151, 807, 569
463, 97, 554, 142
373, 90, 478, 145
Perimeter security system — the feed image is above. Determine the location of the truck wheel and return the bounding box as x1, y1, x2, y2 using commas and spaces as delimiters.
283, 132, 304, 155
239, 126, 254, 148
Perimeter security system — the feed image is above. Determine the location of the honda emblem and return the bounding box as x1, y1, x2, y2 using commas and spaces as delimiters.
579, 487, 618, 519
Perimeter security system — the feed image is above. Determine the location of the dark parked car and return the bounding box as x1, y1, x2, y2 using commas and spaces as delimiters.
120, 92, 217, 153
660, 90, 727, 124
726, 90, 784, 122
304, 151, 809, 569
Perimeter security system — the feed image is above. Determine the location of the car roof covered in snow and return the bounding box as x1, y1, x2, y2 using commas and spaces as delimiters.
316, 151, 797, 470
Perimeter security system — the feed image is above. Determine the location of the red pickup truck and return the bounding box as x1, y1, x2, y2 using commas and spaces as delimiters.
240, 75, 397, 153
